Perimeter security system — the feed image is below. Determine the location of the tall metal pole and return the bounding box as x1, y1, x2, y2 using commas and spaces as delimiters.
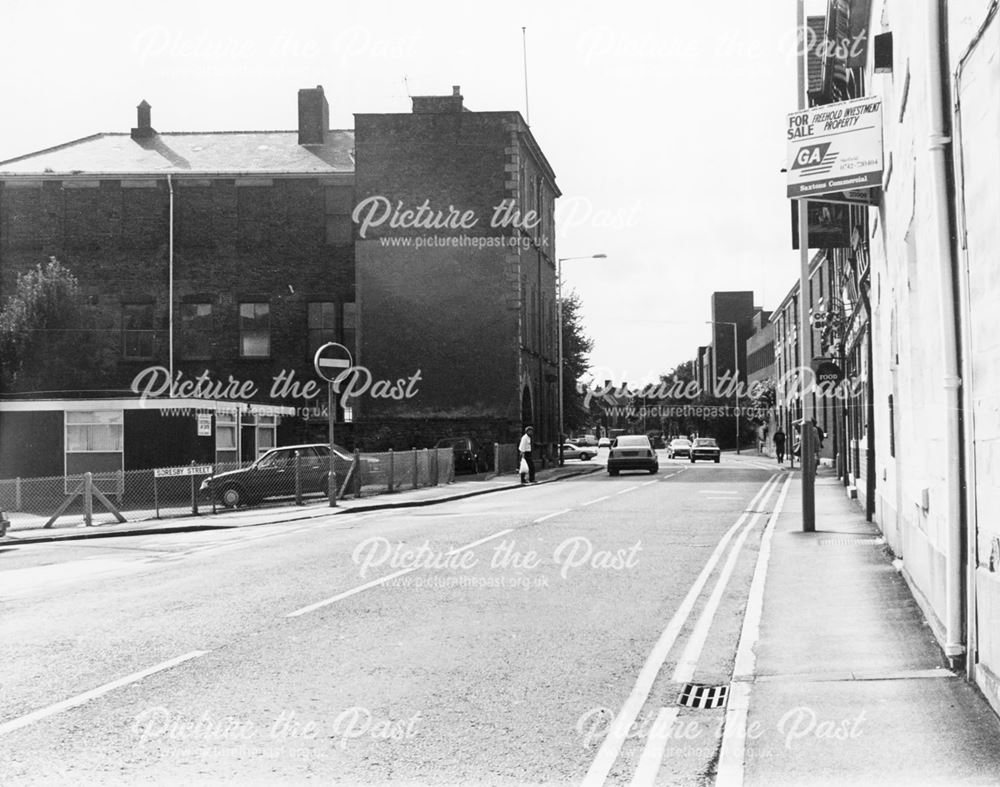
327, 381, 337, 507
557, 257, 564, 467
733, 321, 741, 455
797, 0, 816, 531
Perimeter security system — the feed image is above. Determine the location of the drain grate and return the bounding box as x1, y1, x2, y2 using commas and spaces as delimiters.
817, 537, 884, 546
677, 683, 729, 709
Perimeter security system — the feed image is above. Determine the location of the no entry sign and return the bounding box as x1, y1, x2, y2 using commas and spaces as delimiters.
314, 342, 354, 388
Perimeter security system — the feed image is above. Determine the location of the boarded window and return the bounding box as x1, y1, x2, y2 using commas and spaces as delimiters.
239, 302, 270, 357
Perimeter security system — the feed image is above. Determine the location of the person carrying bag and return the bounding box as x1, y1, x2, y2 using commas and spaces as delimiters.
518, 426, 536, 484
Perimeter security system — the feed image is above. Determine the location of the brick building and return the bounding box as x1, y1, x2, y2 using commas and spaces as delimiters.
352, 86, 560, 454
0, 84, 559, 479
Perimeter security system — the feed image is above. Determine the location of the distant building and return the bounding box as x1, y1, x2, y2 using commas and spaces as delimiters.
708, 291, 755, 394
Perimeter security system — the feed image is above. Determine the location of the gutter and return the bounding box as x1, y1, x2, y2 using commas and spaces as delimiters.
926, 0, 966, 663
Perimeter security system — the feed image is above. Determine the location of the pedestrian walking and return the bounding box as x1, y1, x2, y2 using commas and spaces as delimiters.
519, 426, 536, 484
773, 428, 786, 464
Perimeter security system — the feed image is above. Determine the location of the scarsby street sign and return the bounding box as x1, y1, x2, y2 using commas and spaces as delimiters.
786, 96, 884, 199
154, 464, 214, 478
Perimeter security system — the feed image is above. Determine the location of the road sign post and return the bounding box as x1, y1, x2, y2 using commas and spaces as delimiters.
314, 342, 354, 508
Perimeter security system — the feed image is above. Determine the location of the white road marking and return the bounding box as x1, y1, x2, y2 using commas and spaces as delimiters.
630, 707, 679, 787
533, 509, 572, 523
286, 528, 515, 618
641, 480, 659, 487
581, 474, 780, 787
699, 490, 739, 495
716, 474, 792, 787
0, 651, 207, 737
671, 480, 781, 683
616, 486, 642, 495
581, 496, 611, 506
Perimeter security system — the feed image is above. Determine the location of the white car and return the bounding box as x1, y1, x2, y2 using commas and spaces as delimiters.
597, 437, 612, 448
560, 443, 595, 461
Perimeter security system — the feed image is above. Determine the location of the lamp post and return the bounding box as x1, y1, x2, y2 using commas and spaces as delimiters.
706, 320, 741, 454
557, 254, 606, 466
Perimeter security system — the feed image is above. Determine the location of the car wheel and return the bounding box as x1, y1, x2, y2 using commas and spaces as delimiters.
690, 456, 696, 463
579, 453, 592, 461
219, 484, 244, 508
650, 467, 658, 475
714, 457, 720, 463
609, 469, 619, 476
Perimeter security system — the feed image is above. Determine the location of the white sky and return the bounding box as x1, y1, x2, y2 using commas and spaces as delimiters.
1, 0, 828, 385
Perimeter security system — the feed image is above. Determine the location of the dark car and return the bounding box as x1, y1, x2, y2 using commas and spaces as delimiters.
690, 438, 721, 463
434, 437, 488, 474
607, 435, 659, 476
200, 443, 356, 508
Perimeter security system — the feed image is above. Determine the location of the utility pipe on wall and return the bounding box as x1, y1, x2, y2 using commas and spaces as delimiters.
925, 0, 966, 662
167, 173, 175, 389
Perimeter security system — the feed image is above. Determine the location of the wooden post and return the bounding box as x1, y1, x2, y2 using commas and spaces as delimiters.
15, 477, 21, 510
412, 448, 418, 490
154, 472, 160, 519
294, 450, 303, 505
353, 449, 362, 498
83, 472, 94, 527
387, 449, 394, 493
190, 460, 199, 515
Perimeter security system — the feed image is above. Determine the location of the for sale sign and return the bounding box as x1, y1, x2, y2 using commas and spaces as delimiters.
786, 96, 884, 199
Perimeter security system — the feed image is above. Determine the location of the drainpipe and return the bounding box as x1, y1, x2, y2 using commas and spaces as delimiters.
167, 173, 175, 390
925, 0, 965, 663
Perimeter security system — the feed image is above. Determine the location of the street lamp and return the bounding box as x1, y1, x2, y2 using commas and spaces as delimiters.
706, 320, 741, 455
558, 254, 607, 466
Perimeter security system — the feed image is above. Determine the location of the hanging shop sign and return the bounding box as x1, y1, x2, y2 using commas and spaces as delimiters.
787, 96, 884, 198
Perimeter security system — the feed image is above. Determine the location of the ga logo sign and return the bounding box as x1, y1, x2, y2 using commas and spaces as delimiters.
791, 143, 833, 170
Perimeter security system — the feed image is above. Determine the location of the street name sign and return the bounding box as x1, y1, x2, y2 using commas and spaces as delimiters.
313, 342, 354, 388
154, 464, 214, 478
787, 96, 884, 198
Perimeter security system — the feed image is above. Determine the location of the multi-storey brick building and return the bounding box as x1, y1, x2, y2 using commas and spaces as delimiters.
0, 85, 559, 479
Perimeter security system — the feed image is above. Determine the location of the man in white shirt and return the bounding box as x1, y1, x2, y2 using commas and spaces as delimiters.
518, 426, 536, 484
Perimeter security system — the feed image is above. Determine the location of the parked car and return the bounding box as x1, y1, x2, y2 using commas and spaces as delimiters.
607, 435, 659, 476
433, 437, 488, 474
598, 437, 612, 448
0, 510, 8, 538
200, 443, 362, 508
577, 434, 598, 447
560, 443, 595, 461
689, 437, 721, 463
667, 438, 693, 459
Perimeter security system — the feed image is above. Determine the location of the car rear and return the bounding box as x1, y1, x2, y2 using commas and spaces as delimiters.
607, 437, 658, 475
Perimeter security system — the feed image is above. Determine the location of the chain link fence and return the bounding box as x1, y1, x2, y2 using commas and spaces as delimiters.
0, 448, 457, 532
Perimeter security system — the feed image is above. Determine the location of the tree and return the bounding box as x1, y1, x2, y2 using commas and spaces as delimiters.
559, 290, 595, 435
0, 257, 116, 392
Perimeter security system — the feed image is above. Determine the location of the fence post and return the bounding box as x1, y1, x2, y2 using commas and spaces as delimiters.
387, 449, 394, 493
294, 450, 303, 506
432, 448, 439, 486
353, 449, 362, 498
494, 443, 499, 476
190, 460, 199, 515
154, 472, 160, 519
15, 477, 21, 510
83, 472, 94, 527
412, 448, 418, 490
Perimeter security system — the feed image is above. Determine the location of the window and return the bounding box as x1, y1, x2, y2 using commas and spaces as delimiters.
179, 302, 212, 360
342, 302, 357, 357
325, 187, 353, 245
308, 302, 337, 358
240, 302, 270, 357
123, 303, 155, 359
66, 411, 123, 452
216, 410, 238, 465
257, 415, 276, 457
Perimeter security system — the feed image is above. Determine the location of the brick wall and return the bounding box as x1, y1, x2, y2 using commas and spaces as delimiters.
0, 177, 355, 404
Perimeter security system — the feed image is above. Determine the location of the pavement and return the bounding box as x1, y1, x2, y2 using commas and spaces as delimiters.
1, 462, 600, 545
720, 464, 1000, 786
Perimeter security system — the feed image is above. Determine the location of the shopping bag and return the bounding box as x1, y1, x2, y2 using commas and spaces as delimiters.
519, 457, 529, 475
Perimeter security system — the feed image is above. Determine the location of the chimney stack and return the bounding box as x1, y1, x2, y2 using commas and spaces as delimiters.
131, 100, 155, 140
298, 85, 329, 145
411, 85, 464, 114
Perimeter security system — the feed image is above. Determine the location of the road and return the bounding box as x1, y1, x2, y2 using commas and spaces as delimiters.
1, 451, 787, 785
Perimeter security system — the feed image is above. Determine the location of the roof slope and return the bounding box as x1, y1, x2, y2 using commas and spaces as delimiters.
0, 130, 355, 175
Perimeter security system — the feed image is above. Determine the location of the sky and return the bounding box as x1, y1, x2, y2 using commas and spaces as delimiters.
1, 0, 827, 387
